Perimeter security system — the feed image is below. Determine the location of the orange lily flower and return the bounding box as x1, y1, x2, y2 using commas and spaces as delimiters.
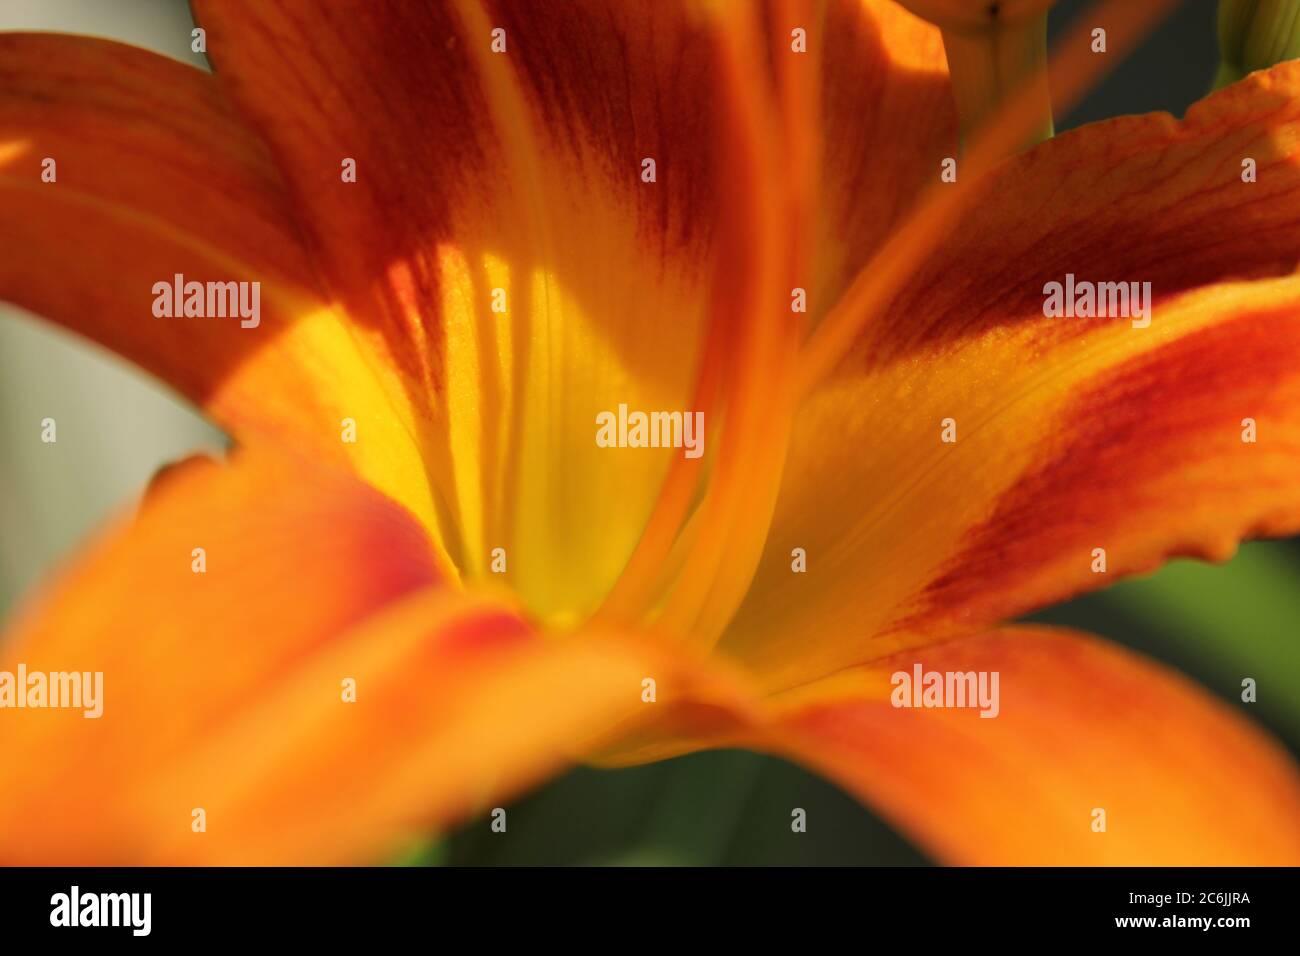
3, 0, 1300, 866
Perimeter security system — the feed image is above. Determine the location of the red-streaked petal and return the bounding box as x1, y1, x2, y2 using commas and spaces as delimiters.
0, 32, 442, 536
723, 63, 1300, 689
191, 0, 759, 623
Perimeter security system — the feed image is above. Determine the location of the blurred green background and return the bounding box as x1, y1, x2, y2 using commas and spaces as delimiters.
1, 0, 1295, 866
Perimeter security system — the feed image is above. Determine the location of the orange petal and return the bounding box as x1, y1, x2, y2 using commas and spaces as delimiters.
0, 450, 443, 862
722, 62, 1300, 689
0, 33, 444, 538
189, 0, 764, 625
124, 590, 721, 865
0, 449, 755, 863
811, 0, 955, 315
757, 626, 1300, 864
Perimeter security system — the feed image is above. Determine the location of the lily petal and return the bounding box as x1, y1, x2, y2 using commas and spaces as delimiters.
756, 626, 1300, 864
191, 0, 750, 624
723, 62, 1300, 689
0, 450, 435, 861
0, 33, 442, 536
0, 450, 738, 863
133, 589, 712, 865
812, 0, 955, 315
